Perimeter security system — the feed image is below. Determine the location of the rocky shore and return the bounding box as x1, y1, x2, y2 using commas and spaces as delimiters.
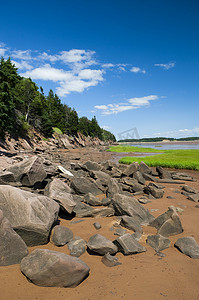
0, 145, 199, 300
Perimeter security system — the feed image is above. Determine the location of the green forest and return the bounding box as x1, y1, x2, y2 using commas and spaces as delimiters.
0, 57, 116, 141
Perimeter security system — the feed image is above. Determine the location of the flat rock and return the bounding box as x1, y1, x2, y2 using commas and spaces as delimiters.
83, 161, 102, 171
112, 193, 154, 225
146, 234, 171, 252
139, 162, 152, 175
71, 176, 102, 195
50, 225, 73, 246
87, 234, 118, 255
171, 172, 195, 181
144, 186, 164, 199
101, 253, 122, 267
187, 193, 199, 202
150, 206, 183, 237
120, 215, 143, 233
123, 162, 138, 177
84, 193, 102, 206
20, 249, 90, 287
0, 185, 59, 246
174, 237, 199, 259
0, 209, 29, 266
182, 185, 198, 194
7, 156, 47, 186
114, 233, 146, 255
67, 236, 87, 257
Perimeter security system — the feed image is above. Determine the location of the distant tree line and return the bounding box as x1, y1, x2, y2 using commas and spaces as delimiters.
0, 57, 116, 141
118, 137, 199, 142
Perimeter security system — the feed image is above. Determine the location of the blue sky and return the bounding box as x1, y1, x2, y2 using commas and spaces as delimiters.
1, 0, 199, 139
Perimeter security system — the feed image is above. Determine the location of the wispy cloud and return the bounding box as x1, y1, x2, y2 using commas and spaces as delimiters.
95, 95, 160, 115
154, 62, 175, 70
0, 42, 7, 56
130, 66, 146, 74
154, 127, 199, 137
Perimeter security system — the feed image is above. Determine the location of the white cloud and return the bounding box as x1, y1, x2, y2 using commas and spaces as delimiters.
95, 95, 160, 115
11, 50, 32, 60
154, 62, 175, 70
0, 48, 7, 56
153, 127, 199, 138
130, 66, 146, 74
12, 60, 33, 70
102, 125, 111, 130
22, 64, 104, 96
102, 63, 115, 68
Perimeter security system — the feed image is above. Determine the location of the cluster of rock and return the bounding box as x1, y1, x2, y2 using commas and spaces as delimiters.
0, 131, 115, 152
0, 153, 199, 288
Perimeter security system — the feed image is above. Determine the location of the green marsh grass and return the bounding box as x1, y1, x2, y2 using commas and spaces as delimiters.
108, 146, 199, 170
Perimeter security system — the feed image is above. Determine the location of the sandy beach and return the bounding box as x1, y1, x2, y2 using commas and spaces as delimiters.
1, 147, 199, 300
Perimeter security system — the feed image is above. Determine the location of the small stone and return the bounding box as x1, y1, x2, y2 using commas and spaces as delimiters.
50, 226, 73, 246
93, 222, 102, 230
114, 228, 127, 236
101, 253, 122, 267
174, 237, 199, 259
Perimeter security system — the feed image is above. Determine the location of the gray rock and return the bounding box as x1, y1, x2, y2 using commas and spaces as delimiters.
73, 201, 94, 217
156, 166, 172, 179
112, 193, 154, 225
148, 182, 165, 189
150, 206, 183, 237
0, 185, 59, 246
107, 178, 122, 198
87, 234, 118, 255
93, 222, 102, 229
0, 171, 15, 184
139, 162, 152, 175
92, 207, 114, 217
143, 173, 158, 182
138, 197, 151, 204
102, 198, 111, 206
144, 186, 164, 199
120, 216, 143, 233
0, 209, 28, 266
171, 172, 195, 181
84, 193, 102, 206
133, 171, 145, 185
146, 234, 171, 252
71, 176, 102, 195
187, 193, 199, 202
7, 156, 47, 186
83, 160, 101, 171
20, 249, 90, 287
131, 232, 142, 241
114, 233, 146, 255
67, 236, 87, 257
174, 237, 199, 259
123, 162, 139, 177
182, 185, 198, 194
114, 227, 127, 236
101, 253, 122, 267
45, 178, 76, 214
121, 178, 144, 192
50, 225, 73, 246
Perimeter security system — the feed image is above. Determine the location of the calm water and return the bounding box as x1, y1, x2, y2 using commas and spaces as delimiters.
130, 143, 199, 150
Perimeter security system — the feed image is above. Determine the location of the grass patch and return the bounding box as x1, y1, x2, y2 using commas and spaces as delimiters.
108, 146, 199, 170
53, 127, 63, 135
108, 145, 164, 153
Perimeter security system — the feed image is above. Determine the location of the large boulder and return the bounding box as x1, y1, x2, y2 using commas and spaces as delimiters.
83, 161, 102, 171
0, 185, 59, 246
20, 249, 90, 287
87, 234, 118, 255
7, 156, 47, 186
112, 193, 154, 225
121, 178, 144, 192
84, 193, 102, 206
150, 206, 183, 237
174, 237, 199, 259
139, 162, 152, 174
146, 234, 171, 252
50, 225, 73, 246
123, 162, 138, 177
107, 178, 122, 198
71, 176, 102, 195
45, 178, 76, 214
114, 233, 146, 255
156, 166, 172, 179
0, 209, 29, 266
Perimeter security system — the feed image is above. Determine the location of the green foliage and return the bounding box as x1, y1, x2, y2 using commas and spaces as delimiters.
108, 145, 164, 153
118, 136, 199, 142
0, 56, 116, 141
53, 127, 63, 135
101, 129, 116, 142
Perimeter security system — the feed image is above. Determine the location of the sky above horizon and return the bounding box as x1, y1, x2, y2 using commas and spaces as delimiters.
1, 0, 199, 140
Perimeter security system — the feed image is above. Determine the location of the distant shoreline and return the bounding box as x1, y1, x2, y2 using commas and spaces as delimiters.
118, 140, 199, 145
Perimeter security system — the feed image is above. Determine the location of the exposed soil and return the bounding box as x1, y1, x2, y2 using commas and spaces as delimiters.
1, 147, 199, 300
